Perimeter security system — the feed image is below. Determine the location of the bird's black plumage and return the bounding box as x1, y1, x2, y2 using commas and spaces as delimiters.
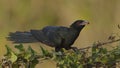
7, 20, 89, 51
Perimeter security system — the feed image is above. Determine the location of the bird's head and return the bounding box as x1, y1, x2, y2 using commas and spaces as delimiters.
70, 20, 89, 30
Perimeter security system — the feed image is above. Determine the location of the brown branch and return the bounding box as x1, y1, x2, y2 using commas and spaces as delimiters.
78, 39, 120, 51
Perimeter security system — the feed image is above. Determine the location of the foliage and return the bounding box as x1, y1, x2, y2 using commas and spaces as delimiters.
55, 43, 120, 68
0, 44, 39, 68
1, 40, 120, 68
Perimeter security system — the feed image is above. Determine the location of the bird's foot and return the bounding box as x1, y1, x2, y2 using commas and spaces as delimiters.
70, 47, 79, 52
64, 47, 79, 52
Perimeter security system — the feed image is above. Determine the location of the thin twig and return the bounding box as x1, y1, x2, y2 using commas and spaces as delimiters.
79, 39, 120, 50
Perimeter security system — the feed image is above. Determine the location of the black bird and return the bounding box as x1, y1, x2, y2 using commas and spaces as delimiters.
7, 20, 89, 51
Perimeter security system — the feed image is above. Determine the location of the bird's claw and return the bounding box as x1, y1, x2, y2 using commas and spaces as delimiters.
71, 47, 79, 52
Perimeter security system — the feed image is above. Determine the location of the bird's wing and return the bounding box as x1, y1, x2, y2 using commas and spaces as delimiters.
30, 30, 55, 47
42, 26, 63, 46
31, 26, 76, 48
57, 27, 78, 46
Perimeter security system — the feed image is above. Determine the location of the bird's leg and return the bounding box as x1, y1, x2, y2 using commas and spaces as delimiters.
64, 46, 78, 51
55, 47, 64, 57
65, 47, 71, 50
55, 46, 61, 52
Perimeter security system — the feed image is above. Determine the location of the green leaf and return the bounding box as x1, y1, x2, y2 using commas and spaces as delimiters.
99, 48, 107, 54
28, 46, 37, 56
101, 56, 108, 64
92, 44, 97, 54
5, 45, 12, 56
15, 44, 25, 52
5, 45, 17, 63
9, 51, 17, 63
28, 59, 39, 68
78, 64, 83, 68
24, 51, 31, 61
40, 46, 49, 57
25, 46, 37, 61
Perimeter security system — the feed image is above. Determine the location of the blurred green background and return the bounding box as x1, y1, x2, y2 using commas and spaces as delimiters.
0, 0, 120, 67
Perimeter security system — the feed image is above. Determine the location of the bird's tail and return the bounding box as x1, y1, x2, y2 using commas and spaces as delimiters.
7, 31, 38, 43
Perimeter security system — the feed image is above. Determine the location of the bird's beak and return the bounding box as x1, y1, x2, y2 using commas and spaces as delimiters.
80, 20, 90, 25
